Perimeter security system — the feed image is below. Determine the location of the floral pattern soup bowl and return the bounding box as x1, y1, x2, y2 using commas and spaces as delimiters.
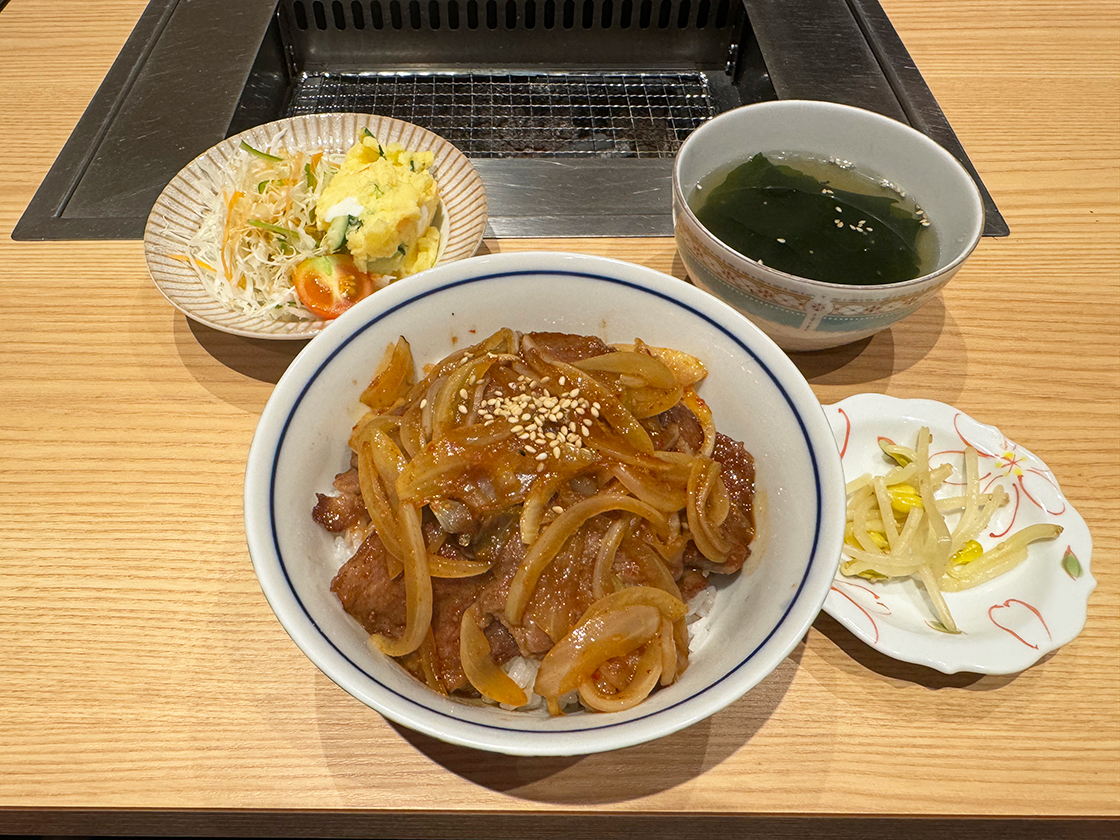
672, 101, 985, 352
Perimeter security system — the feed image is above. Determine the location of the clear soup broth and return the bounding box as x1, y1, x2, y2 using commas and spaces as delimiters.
688, 153, 939, 286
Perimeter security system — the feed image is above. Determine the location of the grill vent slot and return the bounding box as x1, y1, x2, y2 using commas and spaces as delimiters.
289, 0, 733, 32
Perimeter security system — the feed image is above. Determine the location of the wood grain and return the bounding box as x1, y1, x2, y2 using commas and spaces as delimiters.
0, 0, 1116, 831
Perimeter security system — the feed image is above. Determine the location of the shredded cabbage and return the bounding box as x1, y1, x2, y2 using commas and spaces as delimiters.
184, 133, 344, 322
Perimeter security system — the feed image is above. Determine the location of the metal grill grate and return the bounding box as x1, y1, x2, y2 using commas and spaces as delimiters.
287, 72, 716, 158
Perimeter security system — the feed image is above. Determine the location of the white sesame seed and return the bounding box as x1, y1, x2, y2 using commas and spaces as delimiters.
558, 376, 566, 386
459, 388, 469, 399
552, 446, 561, 458
419, 398, 427, 408
552, 505, 563, 514
535, 452, 548, 461
458, 405, 468, 415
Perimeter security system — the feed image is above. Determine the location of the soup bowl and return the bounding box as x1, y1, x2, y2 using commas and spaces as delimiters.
673, 100, 985, 351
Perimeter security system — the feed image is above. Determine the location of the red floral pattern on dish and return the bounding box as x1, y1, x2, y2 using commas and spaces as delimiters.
988, 599, 1052, 650
830, 580, 891, 645
927, 412, 1067, 538
837, 407, 852, 458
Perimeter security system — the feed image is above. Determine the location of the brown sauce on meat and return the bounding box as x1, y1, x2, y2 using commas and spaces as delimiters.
319, 330, 757, 708
330, 533, 407, 639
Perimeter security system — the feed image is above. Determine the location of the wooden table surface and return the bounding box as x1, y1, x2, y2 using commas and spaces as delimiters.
1, 0, 1117, 836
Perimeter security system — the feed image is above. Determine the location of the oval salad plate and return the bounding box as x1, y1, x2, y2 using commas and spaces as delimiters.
822, 393, 1095, 675
144, 113, 488, 340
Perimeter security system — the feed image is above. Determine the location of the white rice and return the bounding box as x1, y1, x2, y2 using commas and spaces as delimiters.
685, 584, 717, 654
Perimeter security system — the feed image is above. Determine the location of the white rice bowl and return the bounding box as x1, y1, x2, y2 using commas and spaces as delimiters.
244, 251, 845, 755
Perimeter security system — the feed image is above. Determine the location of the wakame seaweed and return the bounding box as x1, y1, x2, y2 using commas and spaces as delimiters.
691, 154, 929, 286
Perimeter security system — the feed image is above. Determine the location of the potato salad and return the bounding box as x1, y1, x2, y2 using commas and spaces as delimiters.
183, 130, 442, 322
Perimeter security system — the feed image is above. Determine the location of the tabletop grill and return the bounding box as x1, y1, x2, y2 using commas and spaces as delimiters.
14, 0, 1006, 240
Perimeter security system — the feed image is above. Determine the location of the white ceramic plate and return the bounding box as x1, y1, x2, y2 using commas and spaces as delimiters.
823, 394, 1095, 674
244, 251, 846, 755
144, 113, 488, 339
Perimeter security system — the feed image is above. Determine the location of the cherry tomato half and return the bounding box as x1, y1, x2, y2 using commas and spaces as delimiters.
292, 255, 382, 319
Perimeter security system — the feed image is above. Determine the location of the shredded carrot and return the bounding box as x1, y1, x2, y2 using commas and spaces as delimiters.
221, 190, 244, 279
168, 253, 217, 273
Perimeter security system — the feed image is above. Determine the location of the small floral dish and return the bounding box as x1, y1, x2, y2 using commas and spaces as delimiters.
144, 112, 487, 339
823, 393, 1094, 675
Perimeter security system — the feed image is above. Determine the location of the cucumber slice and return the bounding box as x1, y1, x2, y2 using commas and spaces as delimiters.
324, 214, 350, 253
